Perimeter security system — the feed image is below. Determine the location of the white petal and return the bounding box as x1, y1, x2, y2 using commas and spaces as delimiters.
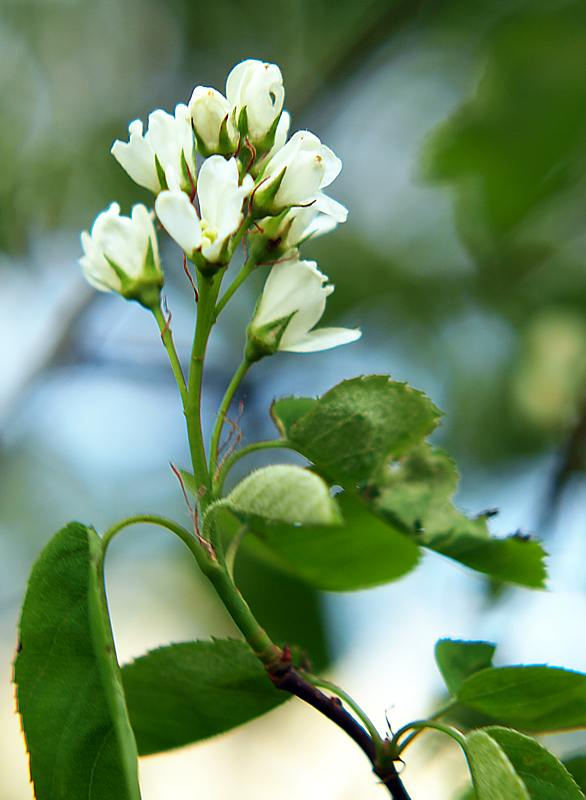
155, 191, 202, 255
199, 156, 250, 239
254, 259, 330, 343
131, 204, 161, 274
282, 327, 362, 353
226, 60, 255, 105
314, 192, 348, 223
111, 120, 159, 193
318, 144, 342, 188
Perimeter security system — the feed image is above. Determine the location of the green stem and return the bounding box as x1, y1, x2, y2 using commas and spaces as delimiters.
392, 719, 465, 756
391, 700, 458, 753
100, 513, 211, 572
152, 306, 188, 407
214, 256, 256, 321
302, 673, 385, 753
185, 271, 222, 504
209, 358, 251, 482
213, 439, 292, 494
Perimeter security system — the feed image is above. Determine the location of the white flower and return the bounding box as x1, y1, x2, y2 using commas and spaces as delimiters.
281, 203, 346, 251
155, 157, 253, 265
248, 258, 361, 355
226, 59, 284, 144
79, 203, 162, 306
188, 86, 237, 155
111, 104, 195, 194
256, 130, 346, 217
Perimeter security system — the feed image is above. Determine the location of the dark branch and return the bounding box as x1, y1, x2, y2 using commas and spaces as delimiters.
269, 663, 412, 800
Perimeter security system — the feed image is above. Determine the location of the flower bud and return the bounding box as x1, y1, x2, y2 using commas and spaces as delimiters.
111, 105, 196, 195
79, 203, 163, 308
253, 131, 343, 217
246, 258, 360, 360
188, 86, 238, 156
226, 59, 284, 148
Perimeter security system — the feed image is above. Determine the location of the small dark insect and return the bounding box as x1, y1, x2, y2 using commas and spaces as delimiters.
511, 529, 533, 542
476, 508, 499, 519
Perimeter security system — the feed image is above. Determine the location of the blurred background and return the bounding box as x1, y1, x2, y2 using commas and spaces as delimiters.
1, 0, 586, 797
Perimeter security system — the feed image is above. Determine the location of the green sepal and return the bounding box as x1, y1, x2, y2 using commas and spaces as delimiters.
245, 310, 296, 362
105, 241, 164, 310
251, 166, 287, 218
248, 208, 291, 262
180, 149, 195, 193
154, 154, 168, 192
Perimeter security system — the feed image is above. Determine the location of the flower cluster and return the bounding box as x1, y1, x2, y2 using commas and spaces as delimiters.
79, 58, 359, 354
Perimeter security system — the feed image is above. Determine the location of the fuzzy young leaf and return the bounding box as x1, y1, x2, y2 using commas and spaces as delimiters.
14, 523, 140, 800
272, 376, 442, 487
435, 638, 496, 696
216, 493, 420, 592
458, 666, 586, 731
483, 728, 585, 799
122, 639, 288, 755
227, 465, 341, 526
463, 730, 530, 799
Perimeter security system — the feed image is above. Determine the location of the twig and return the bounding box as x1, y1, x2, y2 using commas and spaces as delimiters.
269, 663, 412, 800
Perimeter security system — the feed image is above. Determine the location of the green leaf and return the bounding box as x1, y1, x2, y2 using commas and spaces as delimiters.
435, 639, 496, 695
463, 730, 530, 799
221, 493, 420, 592
458, 666, 586, 731
273, 376, 442, 487
565, 756, 586, 793
483, 728, 585, 799
374, 444, 547, 588
270, 396, 317, 437
423, 515, 547, 588
227, 465, 342, 526
14, 523, 140, 800
121, 639, 288, 755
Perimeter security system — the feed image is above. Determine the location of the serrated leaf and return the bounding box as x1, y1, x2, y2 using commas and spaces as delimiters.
227, 465, 341, 526
458, 666, 586, 731
484, 728, 585, 799
436, 639, 496, 696
374, 444, 547, 588
14, 523, 140, 800
216, 493, 420, 592
273, 376, 441, 487
463, 730, 530, 799
121, 639, 287, 755
565, 756, 586, 793
423, 517, 547, 588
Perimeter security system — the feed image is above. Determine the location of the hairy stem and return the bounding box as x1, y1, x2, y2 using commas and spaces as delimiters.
209, 359, 251, 481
